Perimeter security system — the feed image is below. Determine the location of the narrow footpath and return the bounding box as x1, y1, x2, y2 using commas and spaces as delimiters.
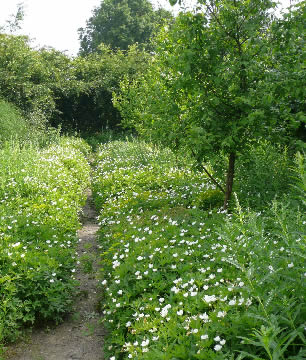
6, 190, 105, 360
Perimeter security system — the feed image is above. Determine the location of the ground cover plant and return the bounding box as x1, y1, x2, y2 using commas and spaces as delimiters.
93, 140, 305, 360
0, 137, 91, 349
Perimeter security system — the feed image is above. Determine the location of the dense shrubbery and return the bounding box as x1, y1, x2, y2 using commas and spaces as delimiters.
0, 137, 90, 347
0, 100, 28, 144
0, 32, 150, 133
92, 140, 305, 359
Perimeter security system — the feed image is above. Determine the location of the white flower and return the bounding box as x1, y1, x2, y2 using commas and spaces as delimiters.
288, 262, 294, 268
214, 344, 222, 351
214, 336, 221, 342
201, 334, 208, 340
112, 260, 120, 269
141, 339, 149, 347
177, 309, 183, 316
203, 294, 217, 303
217, 311, 226, 318
199, 312, 209, 321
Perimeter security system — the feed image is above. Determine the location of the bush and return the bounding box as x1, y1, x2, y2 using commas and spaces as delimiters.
235, 140, 293, 208
0, 99, 28, 144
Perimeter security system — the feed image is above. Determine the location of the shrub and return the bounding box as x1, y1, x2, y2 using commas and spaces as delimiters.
0, 99, 28, 144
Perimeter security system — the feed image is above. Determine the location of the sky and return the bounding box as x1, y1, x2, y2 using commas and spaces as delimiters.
0, 0, 299, 56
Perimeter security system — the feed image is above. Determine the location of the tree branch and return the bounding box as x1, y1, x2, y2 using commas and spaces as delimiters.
191, 149, 225, 193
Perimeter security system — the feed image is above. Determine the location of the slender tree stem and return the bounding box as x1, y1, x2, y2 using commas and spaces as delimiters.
201, 165, 225, 194
223, 152, 236, 209
190, 149, 225, 194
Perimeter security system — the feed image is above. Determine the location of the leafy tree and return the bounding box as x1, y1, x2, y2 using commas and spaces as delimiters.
78, 0, 172, 53
0, 34, 56, 118
115, 0, 304, 208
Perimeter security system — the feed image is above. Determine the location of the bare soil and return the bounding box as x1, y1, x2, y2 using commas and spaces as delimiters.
5, 191, 105, 360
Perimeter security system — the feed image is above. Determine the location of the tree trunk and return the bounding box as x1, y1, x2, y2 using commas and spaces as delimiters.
223, 152, 236, 210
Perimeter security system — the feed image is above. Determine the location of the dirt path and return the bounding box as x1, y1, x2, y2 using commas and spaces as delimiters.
5, 191, 105, 360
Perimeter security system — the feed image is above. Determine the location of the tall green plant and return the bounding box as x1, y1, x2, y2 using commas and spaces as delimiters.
115, 0, 304, 209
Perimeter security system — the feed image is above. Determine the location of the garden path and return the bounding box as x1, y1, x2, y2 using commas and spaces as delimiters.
5, 190, 105, 360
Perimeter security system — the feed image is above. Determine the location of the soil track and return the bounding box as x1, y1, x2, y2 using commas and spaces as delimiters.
5, 190, 105, 360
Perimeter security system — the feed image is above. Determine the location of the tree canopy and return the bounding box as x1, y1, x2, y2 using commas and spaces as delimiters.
78, 0, 172, 54
114, 0, 305, 208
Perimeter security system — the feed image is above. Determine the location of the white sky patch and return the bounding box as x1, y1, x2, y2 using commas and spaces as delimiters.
0, 0, 300, 56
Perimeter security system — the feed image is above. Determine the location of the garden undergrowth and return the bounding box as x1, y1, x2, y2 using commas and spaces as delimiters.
92, 140, 305, 360
0, 137, 91, 354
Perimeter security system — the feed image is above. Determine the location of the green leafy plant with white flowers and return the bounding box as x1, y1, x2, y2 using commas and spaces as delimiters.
92, 140, 305, 360
0, 137, 90, 347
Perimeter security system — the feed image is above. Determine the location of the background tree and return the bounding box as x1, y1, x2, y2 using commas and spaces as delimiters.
0, 2, 24, 34
0, 34, 56, 119
78, 0, 172, 53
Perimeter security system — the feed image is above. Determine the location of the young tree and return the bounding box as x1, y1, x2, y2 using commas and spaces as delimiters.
78, 0, 172, 54
116, 0, 304, 208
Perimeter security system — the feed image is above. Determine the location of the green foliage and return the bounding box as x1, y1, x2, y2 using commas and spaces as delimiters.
0, 34, 56, 118
290, 151, 306, 208
46, 44, 150, 132
0, 137, 90, 346
0, 100, 27, 143
78, 0, 172, 53
92, 140, 305, 359
235, 140, 293, 208
115, 0, 305, 207
195, 189, 224, 210
0, 30, 149, 133
268, 1, 306, 145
